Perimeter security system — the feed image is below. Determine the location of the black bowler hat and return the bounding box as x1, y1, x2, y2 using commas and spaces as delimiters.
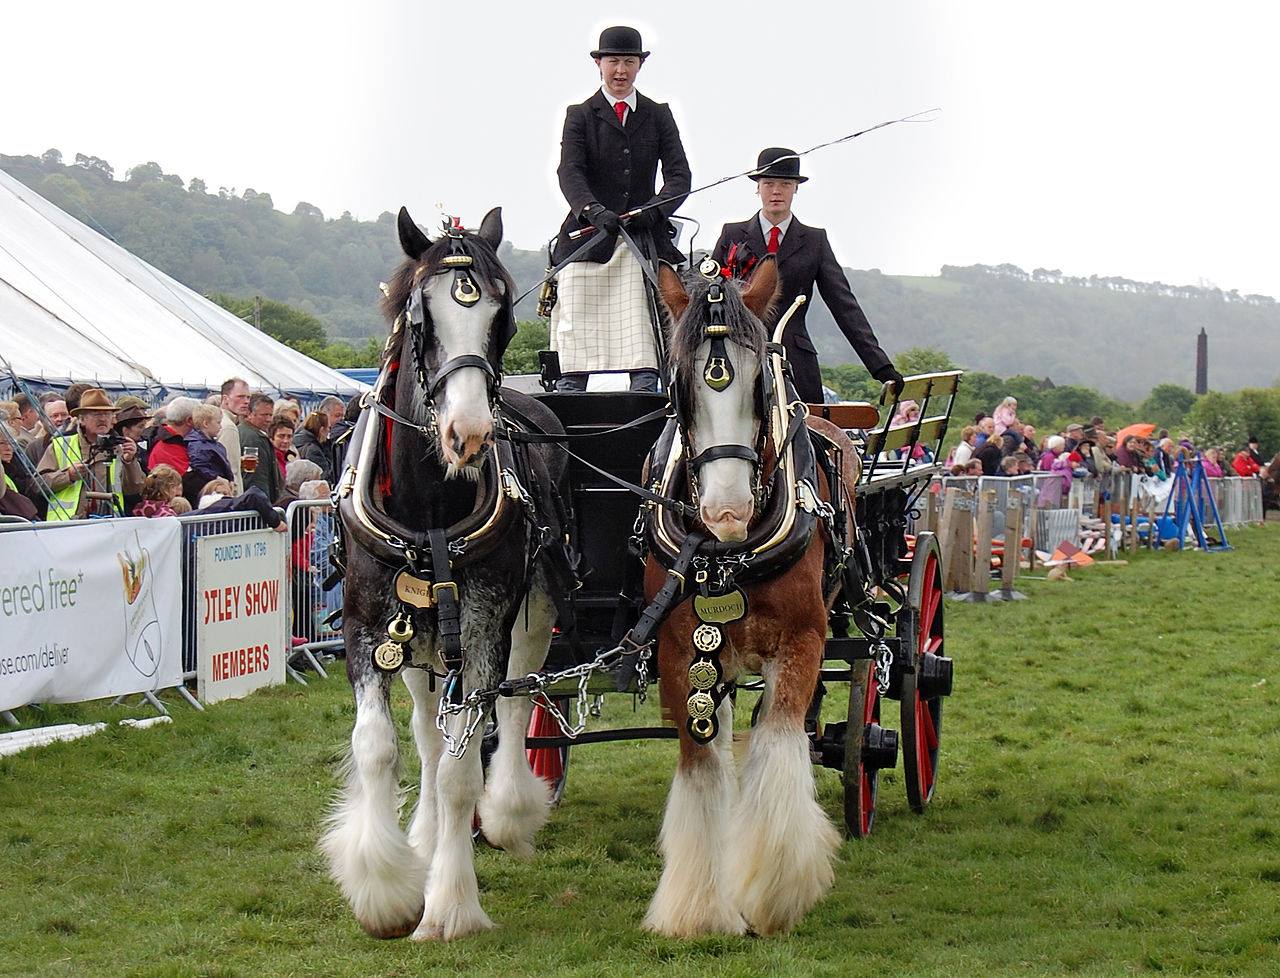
749, 147, 808, 183
591, 26, 649, 59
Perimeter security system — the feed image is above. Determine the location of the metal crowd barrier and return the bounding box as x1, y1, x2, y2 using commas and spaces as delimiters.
284, 499, 343, 674
1206, 476, 1265, 527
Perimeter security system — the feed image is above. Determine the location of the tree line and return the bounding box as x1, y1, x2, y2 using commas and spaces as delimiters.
4, 149, 1278, 404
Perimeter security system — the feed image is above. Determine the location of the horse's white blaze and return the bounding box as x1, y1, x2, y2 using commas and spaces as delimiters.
401, 667, 442, 857
690, 338, 762, 542
320, 672, 426, 937
644, 712, 744, 938
425, 282, 501, 471
412, 711, 492, 942
477, 585, 556, 857
728, 715, 840, 935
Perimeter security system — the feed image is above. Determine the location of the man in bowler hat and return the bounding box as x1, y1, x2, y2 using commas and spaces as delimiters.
712, 148, 902, 402
549, 26, 691, 391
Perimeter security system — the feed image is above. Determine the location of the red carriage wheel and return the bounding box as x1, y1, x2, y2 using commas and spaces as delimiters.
897, 532, 952, 813
526, 695, 572, 806
841, 658, 898, 837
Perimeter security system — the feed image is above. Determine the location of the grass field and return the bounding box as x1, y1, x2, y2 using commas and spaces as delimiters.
3, 526, 1278, 978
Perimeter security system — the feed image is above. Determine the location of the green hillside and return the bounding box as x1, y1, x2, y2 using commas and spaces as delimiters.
4, 151, 1276, 401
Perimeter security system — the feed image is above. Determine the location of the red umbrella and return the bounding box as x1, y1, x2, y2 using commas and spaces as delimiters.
1115, 422, 1156, 443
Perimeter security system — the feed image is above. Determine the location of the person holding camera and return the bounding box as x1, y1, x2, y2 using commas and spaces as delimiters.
37, 388, 144, 520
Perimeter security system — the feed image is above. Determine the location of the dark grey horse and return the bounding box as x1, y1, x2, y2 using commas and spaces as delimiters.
322, 207, 567, 941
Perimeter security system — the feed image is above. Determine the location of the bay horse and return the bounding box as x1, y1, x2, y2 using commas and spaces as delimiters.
322, 206, 570, 941
640, 258, 860, 936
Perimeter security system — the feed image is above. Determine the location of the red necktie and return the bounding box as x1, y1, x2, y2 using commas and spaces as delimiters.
614, 101, 627, 126
767, 226, 780, 254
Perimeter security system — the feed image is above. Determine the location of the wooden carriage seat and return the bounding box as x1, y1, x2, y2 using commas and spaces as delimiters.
805, 402, 881, 431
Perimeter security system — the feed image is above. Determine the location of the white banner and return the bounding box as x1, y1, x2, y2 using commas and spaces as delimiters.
195, 529, 287, 704
0, 518, 184, 712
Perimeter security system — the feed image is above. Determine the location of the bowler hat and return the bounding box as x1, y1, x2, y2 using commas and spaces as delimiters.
591, 26, 649, 59
70, 388, 116, 416
749, 147, 808, 183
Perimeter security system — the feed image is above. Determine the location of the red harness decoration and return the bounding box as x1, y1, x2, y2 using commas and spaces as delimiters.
721, 241, 758, 281
380, 358, 400, 496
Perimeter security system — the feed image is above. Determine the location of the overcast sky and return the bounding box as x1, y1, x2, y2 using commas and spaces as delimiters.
5, 1, 1278, 297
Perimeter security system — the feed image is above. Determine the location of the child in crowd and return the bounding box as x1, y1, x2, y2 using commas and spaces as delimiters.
184, 404, 234, 503
992, 396, 1018, 436
133, 464, 184, 517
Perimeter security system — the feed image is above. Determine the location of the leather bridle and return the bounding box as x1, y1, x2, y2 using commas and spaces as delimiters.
677, 260, 775, 512
403, 228, 517, 431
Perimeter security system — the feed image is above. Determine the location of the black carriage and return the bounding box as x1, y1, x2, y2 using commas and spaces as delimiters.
498, 369, 961, 837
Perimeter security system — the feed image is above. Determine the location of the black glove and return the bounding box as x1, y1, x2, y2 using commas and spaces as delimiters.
873, 364, 905, 394
634, 199, 669, 235
582, 203, 620, 235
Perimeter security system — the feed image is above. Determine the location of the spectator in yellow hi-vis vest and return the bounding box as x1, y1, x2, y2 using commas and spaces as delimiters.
37, 388, 144, 520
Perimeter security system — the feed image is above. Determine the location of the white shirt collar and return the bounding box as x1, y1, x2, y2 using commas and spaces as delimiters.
758, 212, 794, 242
600, 87, 638, 113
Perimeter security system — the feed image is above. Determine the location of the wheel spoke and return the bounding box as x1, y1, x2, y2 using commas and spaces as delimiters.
861, 771, 873, 831
916, 699, 934, 790
921, 698, 939, 750
920, 573, 941, 638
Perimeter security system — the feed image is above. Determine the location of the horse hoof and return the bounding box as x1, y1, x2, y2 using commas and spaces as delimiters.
361, 905, 424, 940
410, 904, 495, 942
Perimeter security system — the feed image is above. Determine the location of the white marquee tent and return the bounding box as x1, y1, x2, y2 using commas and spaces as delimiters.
0, 167, 367, 401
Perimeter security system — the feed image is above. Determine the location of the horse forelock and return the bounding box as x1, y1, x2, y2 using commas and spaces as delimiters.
669, 272, 767, 423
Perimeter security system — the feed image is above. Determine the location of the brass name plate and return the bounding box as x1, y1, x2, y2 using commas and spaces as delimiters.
693, 589, 747, 624
395, 572, 434, 609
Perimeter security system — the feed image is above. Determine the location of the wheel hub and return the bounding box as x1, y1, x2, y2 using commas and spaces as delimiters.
918, 652, 953, 699
862, 722, 899, 772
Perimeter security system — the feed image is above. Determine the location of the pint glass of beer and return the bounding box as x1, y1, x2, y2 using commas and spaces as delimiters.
242, 446, 259, 473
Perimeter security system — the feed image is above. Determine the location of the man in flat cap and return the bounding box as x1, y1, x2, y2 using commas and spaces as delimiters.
37, 387, 144, 519
712, 148, 902, 402
549, 25, 692, 391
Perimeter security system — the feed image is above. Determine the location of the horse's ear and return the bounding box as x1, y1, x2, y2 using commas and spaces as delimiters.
478, 207, 503, 250
741, 255, 780, 322
657, 263, 689, 322
397, 206, 430, 260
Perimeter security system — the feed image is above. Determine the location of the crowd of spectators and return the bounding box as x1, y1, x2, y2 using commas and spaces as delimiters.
933, 395, 1277, 509
0, 379, 356, 525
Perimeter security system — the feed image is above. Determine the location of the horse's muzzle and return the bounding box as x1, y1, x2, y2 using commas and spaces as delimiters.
702, 504, 752, 543
441, 416, 493, 469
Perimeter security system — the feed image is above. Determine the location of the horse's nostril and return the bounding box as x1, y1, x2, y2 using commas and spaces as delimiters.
452, 435, 466, 456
